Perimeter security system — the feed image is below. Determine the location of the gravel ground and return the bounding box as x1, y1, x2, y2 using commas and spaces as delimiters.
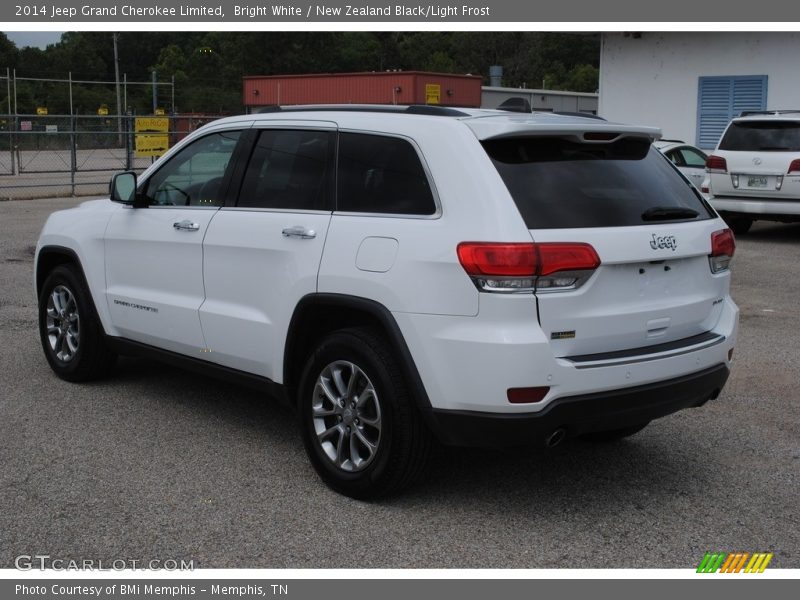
0, 196, 798, 569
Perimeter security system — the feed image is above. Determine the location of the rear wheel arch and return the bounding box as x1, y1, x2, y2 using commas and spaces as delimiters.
283, 294, 433, 414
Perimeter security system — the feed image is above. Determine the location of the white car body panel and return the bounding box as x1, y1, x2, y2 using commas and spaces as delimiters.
200, 208, 333, 380
104, 205, 218, 355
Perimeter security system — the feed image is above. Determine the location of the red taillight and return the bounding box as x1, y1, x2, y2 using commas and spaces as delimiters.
788, 159, 800, 174
710, 228, 735, 274
457, 242, 600, 277
706, 155, 728, 173
711, 228, 736, 257
536, 243, 601, 275
457, 242, 600, 292
456, 242, 537, 276
507, 387, 550, 404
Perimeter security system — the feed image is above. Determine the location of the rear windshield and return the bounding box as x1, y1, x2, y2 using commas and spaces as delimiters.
719, 120, 800, 151
482, 137, 712, 229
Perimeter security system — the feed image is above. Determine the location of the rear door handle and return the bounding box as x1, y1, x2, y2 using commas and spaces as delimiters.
282, 226, 316, 239
173, 220, 200, 232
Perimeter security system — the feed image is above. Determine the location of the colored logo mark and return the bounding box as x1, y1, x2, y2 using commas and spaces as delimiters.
697, 552, 773, 573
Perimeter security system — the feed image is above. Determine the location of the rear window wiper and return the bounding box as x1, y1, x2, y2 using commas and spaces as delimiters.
641, 206, 699, 221
758, 146, 791, 151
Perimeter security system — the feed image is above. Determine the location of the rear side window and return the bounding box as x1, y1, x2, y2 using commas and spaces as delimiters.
337, 133, 436, 215
483, 138, 712, 229
238, 129, 332, 210
719, 120, 800, 151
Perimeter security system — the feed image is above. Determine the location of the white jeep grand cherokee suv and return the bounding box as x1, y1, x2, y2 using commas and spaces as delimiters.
706, 110, 800, 234
35, 106, 738, 498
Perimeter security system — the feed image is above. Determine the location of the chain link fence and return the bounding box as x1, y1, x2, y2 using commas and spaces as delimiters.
0, 114, 220, 200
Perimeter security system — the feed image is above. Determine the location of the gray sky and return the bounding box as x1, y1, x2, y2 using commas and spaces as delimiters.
5, 32, 64, 49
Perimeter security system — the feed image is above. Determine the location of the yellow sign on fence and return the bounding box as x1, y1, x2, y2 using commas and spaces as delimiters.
36, 107, 48, 116
425, 84, 441, 105
134, 117, 170, 157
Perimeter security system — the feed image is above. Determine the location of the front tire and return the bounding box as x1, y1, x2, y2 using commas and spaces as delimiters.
38, 264, 116, 382
298, 327, 432, 499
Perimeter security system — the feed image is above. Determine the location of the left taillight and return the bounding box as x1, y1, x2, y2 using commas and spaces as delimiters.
457, 242, 600, 293
709, 228, 735, 273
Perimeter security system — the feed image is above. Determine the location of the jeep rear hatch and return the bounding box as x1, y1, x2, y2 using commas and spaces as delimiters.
480, 133, 731, 358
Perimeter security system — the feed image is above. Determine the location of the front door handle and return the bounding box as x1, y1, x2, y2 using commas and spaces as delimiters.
282, 226, 317, 239
173, 220, 200, 232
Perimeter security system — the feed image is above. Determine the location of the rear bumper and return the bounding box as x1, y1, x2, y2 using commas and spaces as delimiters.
711, 196, 800, 217
424, 364, 729, 447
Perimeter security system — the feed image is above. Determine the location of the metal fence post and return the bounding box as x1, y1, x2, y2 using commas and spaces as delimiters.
70, 113, 77, 196
125, 112, 133, 171
11, 114, 16, 175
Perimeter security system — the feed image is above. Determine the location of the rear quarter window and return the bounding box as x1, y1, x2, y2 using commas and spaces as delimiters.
482, 137, 713, 229
337, 132, 436, 216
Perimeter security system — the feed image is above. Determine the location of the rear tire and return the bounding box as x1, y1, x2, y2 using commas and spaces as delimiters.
298, 327, 432, 499
725, 216, 753, 235
38, 264, 117, 382
580, 422, 649, 443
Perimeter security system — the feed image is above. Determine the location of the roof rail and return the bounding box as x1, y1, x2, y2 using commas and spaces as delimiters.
255, 104, 470, 117
739, 109, 800, 117
660, 139, 685, 143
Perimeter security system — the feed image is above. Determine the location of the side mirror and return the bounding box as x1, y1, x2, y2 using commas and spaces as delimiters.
109, 172, 139, 205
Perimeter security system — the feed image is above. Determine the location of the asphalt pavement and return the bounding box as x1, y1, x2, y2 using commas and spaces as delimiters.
0, 196, 797, 569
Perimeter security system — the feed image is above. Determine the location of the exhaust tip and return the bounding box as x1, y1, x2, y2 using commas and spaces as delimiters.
545, 427, 567, 448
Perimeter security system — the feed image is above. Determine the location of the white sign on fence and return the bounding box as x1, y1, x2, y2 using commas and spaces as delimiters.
45, 125, 58, 133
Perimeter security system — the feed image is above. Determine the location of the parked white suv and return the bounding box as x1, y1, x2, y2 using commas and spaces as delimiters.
35, 106, 738, 498
706, 110, 800, 234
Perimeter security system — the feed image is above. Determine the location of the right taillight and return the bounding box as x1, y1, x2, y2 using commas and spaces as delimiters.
709, 228, 735, 273
457, 242, 600, 293
706, 155, 728, 173
788, 159, 800, 174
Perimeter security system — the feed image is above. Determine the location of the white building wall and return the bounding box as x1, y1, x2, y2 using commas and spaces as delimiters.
600, 32, 800, 149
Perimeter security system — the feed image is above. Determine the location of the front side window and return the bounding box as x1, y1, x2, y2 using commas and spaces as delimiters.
144, 131, 241, 207
337, 132, 436, 215
237, 129, 332, 210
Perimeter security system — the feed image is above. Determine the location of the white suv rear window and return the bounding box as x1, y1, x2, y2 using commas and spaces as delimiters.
719, 121, 800, 151
483, 138, 712, 229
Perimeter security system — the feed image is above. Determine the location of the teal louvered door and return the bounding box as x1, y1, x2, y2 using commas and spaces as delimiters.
696, 75, 767, 149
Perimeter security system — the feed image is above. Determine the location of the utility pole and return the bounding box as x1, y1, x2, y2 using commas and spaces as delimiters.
113, 33, 123, 145
152, 70, 157, 114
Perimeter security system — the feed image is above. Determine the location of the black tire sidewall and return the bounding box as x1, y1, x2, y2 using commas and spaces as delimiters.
38, 265, 96, 379
298, 331, 401, 498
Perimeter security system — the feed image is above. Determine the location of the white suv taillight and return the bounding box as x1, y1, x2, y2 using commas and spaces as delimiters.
706, 155, 728, 174
709, 229, 735, 274
788, 159, 800, 174
457, 242, 600, 293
